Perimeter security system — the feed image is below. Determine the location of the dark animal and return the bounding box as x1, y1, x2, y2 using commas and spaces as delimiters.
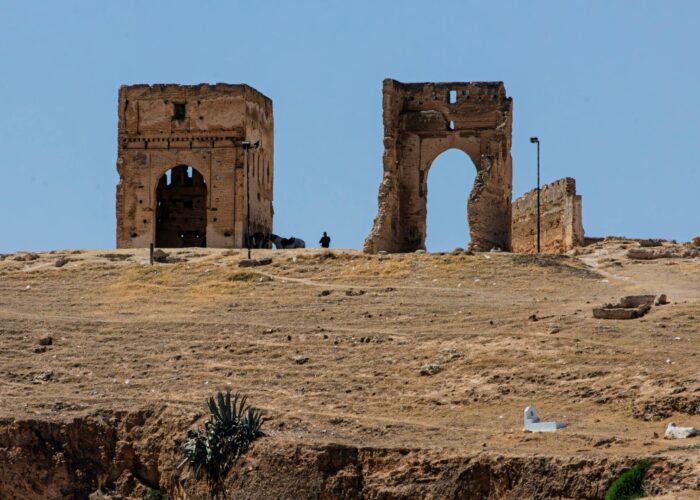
250, 232, 269, 248
270, 233, 305, 249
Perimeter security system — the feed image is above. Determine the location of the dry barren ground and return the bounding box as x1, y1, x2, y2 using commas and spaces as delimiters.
1, 239, 699, 498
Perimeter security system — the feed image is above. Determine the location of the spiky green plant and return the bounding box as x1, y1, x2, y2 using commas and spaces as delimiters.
179, 390, 264, 497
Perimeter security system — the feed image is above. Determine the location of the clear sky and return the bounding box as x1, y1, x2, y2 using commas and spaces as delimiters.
1, 1, 698, 252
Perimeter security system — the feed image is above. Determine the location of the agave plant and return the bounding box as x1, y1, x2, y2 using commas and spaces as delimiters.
179, 389, 264, 497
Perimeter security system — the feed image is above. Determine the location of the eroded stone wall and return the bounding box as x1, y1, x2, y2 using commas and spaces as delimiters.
511, 177, 584, 253
116, 83, 273, 248
364, 79, 513, 253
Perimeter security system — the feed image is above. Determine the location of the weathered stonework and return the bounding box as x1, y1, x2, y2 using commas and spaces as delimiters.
364, 79, 513, 253
116, 84, 273, 248
511, 177, 584, 253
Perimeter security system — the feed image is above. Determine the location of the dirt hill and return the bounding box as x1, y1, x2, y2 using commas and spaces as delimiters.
1, 240, 699, 498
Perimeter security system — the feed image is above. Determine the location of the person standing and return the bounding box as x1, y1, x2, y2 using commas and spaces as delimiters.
319, 232, 331, 248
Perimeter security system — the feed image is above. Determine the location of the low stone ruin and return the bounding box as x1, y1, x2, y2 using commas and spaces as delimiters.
523, 406, 566, 432
592, 294, 665, 320
627, 246, 700, 260
511, 178, 584, 253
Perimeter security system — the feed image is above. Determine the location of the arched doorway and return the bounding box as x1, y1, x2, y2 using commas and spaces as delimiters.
425, 149, 476, 252
155, 166, 207, 247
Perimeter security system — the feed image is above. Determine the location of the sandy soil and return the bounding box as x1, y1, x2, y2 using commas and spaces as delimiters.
1, 239, 699, 466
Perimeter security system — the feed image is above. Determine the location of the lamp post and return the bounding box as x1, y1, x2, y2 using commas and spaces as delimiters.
529, 136, 541, 254
242, 140, 260, 259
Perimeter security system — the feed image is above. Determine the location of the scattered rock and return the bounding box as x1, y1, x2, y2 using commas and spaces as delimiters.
346, 289, 365, 297
656, 294, 669, 306
33, 345, 47, 353
528, 314, 539, 322
691, 236, 700, 247
239, 257, 273, 268
665, 423, 699, 439
318, 290, 332, 297
414, 249, 426, 254
377, 250, 388, 255
32, 371, 53, 384
293, 355, 309, 365
54, 256, 70, 268
451, 247, 464, 255
638, 239, 663, 247
548, 327, 561, 335
14, 252, 39, 262
262, 328, 275, 335
420, 364, 441, 376
38, 335, 53, 346
152, 249, 169, 263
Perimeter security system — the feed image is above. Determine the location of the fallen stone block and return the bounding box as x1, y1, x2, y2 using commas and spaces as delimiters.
523, 406, 566, 432
152, 249, 169, 263
593, 304, 651, 320
238, 259, 258, 268
256, 257, 273, 266
619, 295, 655, 308
656, 294, 669, 306
665, 423, 699, 439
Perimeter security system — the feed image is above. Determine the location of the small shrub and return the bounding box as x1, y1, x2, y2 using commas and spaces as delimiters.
144, 488, 167, 500
179, 390, 264, 497
605, 459, 652, 500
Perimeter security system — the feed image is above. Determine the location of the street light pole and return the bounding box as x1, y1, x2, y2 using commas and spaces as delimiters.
530, 137, 541, 254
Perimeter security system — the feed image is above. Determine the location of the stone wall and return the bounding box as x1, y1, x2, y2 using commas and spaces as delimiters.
116, 83, 273, 248
511, 177, 583, 253
364, 79, 513, 253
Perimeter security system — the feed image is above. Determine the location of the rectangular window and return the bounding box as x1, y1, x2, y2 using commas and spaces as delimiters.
173, 103, 186, 120
449, 90, 457, 104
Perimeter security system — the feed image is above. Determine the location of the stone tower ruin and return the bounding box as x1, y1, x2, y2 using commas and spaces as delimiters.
364, 79, 513, 253
116, 83, 273, 248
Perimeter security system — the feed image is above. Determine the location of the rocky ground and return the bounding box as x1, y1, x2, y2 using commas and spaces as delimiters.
0, 239, 699, 498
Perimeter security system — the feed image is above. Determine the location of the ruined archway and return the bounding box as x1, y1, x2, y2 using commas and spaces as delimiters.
364, 80, 513, 253
155, 165, 207, 247
425, 149, 477, 251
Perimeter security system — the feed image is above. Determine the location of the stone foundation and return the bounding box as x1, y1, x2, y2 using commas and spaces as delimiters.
511, 177, 583, 253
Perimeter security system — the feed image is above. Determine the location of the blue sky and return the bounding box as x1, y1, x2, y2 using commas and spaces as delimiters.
0, 1, 698, 252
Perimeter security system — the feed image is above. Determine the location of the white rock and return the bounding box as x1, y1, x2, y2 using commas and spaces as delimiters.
665, 423, 699, 439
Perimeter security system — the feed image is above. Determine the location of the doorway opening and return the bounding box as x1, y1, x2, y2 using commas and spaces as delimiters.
425, 149, 476, 252
155, 166, 207, 247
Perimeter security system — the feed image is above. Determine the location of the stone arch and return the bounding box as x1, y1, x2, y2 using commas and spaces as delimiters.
155, 165, 208, 247
423, 147, 477, 251
364, 79, 513, 253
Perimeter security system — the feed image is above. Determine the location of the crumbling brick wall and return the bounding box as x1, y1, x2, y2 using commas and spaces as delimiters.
116, 83, 273, 248
364, 79, 513, 253
511, 177, 584, 253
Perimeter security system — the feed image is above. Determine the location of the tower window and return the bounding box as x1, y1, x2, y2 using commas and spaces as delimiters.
173, 103, 186, 120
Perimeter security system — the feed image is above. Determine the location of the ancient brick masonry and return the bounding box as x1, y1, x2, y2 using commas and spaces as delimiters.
116, 84, 273, 248
511, 177, 584, 253
364, 79, 513, 253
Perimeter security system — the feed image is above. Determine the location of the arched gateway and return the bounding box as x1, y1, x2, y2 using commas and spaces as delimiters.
364, 79, 513, 253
